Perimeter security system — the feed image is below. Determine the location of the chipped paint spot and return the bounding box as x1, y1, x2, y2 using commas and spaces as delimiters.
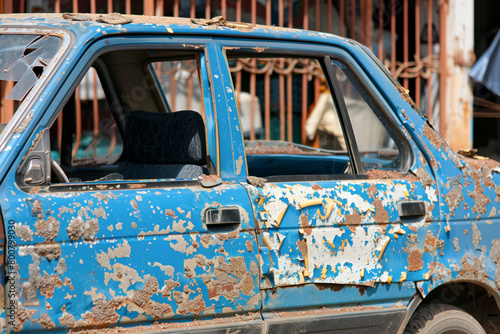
37, 313, 56, 329
472, 221, 482, 250
153, 262, 175, 276
137, 225, 170, 240
235, 156, 243, 175
366, 184, 378, 198
423, 124, 446, 151
35, 216, 60, 241
92, 206, 107, 219
165, 234, 198, 255
59, 307, 75, 328
58, 206, 74, 214
165, 209, 177, 218
408, 250, 423, 271
444, 186, 463, 215
104, 263, 144, 294
92, 192, 117, 204
34, 242, 61, 260
66, 217, 99, 241
246, 240, 253, 252
247, 176, 267, 187
96, 239, 131, 270
414, 167, 435, 187
344, 213, 362, 233
54, 258, 67, 275
15, 223, 34, 241
161, 278, 181, 298
490, 239, 500, 288
452, 237, 460, 252
373, 199, 389, 225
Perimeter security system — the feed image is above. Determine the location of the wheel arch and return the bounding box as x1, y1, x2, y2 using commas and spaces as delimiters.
422, 280, 500, 310
401, 280, 500, 333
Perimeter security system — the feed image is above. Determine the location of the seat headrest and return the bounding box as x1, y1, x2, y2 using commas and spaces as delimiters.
123, 110, 207, 165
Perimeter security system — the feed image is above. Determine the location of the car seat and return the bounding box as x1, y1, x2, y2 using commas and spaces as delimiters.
117, 110, 208, 179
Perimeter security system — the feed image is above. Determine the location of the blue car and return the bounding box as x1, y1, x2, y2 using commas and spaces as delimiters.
0, 12, 497, 334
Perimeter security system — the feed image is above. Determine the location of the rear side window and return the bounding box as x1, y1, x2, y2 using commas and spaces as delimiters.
226, 55, 351, 179
225, 52, 409, 181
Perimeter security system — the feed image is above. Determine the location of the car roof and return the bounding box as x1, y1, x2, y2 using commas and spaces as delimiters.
0, 13, 352, 48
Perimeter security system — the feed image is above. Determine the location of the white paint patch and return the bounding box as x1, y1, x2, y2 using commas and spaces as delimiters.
96, 239, 131, 270
153, 262, 175, 276
236, 156, 244, 175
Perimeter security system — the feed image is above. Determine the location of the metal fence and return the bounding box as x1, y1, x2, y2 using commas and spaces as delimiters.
0, 0, 446, 147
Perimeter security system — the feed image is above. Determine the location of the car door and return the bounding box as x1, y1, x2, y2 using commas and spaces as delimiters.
1, 35, 261, 333
215, 38, 441, 332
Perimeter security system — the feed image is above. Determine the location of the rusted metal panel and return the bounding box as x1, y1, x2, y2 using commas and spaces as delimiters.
0, 11, 492, 334
2, 181, 261, 332
392, 77, 500, 303
247, 178, 439, 289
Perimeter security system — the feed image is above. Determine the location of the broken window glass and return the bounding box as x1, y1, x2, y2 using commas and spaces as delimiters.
0, 34, 62, 102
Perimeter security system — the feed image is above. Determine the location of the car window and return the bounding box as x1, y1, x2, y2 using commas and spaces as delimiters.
226, 55, 351, 180
0, 34, 63, 116
49, 50, 213, 184
152, 59, 203, 113
50, 67, 123, 169
330, 59, 408, 172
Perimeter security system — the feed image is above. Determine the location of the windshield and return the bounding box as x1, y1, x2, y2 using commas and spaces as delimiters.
0, 34, 63, 116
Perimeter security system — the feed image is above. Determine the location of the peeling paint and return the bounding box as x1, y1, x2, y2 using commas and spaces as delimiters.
35, 216, 60, 241
96, 239, 131, 270
15, 222, 34, 241
67, 217, 99, 241
1, 14, 499, 333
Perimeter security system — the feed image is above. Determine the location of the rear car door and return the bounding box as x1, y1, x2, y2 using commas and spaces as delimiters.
215, 38, 441, 332
1, 35, 261, 332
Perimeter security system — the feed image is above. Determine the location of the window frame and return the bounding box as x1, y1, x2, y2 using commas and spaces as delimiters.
15, 36, 220, 193
221, 42, 413, 181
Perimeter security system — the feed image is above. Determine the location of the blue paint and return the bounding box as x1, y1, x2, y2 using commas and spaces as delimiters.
0, 13, 497, 334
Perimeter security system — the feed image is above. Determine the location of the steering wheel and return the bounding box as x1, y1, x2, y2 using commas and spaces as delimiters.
51, 158, 69, 183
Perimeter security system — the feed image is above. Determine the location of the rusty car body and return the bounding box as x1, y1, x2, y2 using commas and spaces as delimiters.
0, 12, 498, 334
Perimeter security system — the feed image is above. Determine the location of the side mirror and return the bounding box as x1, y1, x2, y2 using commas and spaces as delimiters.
16, 128, 51, 187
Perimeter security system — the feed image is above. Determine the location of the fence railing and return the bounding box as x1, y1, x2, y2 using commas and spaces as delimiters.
0, 0, 445, 150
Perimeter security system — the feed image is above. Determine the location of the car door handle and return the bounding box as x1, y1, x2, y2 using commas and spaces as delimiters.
205, 207, 241, 226
398, 200, 426, 219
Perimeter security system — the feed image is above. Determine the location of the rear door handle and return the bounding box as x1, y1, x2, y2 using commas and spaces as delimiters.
398, 200, 426, 219
205, 207, 241, 226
